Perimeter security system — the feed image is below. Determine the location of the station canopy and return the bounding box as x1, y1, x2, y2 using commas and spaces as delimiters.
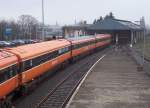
88, 18, 143, 31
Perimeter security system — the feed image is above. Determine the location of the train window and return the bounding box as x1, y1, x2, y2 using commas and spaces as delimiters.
0, 70, 6, 83
41, 51, 58, 62
9, 69, 14, 78
42, 53, 49, 62
72, 44, 77, 49
23, 50, 59, 72
32, 57, 38, 66
58, 46, 69, 55
96, 38, 109, 43
11, 64, 18, 76
24, 60, 33, 71
0, 64, 18, 84
3, 68, 11, 79
102, 38, 109, 42
0, 68, 10, 83
69, 46, 71, 50
73, 40, 95, 50
58, 49, 63, 54
46, 53, 52, 61
53, 50, 58, 58
38, 56, 44, 64
73, 43, 80, 49
66, 47, 69, 51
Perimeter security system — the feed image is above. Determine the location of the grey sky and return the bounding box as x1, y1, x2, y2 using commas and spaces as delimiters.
0, 0, 149, 25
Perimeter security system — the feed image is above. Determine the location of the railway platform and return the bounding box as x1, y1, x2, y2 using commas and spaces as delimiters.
66, 48, 150, 108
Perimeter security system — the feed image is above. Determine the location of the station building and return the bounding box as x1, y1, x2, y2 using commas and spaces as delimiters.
87, 18, 144, 45
62, 18, 144, 46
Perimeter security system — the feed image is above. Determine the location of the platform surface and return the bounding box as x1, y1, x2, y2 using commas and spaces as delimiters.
67, 48, 150, 108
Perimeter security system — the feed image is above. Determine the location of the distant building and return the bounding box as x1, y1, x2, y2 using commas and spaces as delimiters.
44, 25, 62, 40
87, 18, 144, 45
62, 23, 91, 38
38, 25, 62, 40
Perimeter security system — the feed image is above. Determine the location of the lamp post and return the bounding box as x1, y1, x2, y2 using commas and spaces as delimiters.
142, 25, 146, 65
135, 17, 146, 66
141, 17, 146, 66
42, 0, 45, 40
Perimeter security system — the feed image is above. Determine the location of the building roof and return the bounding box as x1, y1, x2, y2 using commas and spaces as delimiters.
88, 18, 143, 31
63, 24, 91, 30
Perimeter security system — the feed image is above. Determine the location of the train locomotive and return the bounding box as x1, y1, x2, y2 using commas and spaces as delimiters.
0, 34, 111, 108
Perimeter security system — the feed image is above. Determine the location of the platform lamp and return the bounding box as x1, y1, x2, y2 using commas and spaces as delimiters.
42, 0, 45, 41
135, 17, 146, 66
137, 17, 146, 66
142, 17, 146, 66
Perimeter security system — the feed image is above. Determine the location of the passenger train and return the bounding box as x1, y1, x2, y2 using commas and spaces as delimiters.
0, 34, 111, 108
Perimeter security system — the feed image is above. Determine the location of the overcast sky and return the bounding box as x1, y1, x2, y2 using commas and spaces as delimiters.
0, 0, 149, 25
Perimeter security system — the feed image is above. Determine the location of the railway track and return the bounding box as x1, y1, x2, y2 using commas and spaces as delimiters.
14, 47, 110, 108
35, 58, 91, 108
35, 50, 110, 108
34, 51, 102, 108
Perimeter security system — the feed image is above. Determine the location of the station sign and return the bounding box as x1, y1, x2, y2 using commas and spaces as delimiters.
5, 28, 12, 37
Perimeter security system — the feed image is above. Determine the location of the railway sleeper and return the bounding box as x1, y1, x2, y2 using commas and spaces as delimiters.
0, 98, 13, 108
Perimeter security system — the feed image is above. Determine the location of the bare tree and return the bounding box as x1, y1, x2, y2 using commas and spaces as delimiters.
104, 12, 115, 19
0, 15, 40, 41
93, 19, 97, 24
0, 20, 7, 40
100, 16, 103, 21
9, 20, 20, 40
18, 15, 39, 39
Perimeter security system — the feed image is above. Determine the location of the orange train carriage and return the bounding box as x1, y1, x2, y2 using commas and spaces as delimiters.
0, 34, 111, 107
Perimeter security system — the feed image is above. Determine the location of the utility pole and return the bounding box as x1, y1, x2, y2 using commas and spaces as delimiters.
135, 17, 146, 67
42, 0, 45, 41
35, 26, 38, 40
141, 17, 146, 65
143, 28, 146, 65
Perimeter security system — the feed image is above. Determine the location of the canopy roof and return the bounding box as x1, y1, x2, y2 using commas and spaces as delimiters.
88, 18, 143, 31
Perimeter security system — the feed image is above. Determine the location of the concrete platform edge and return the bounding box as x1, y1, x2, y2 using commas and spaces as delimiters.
65, 54, 106, 108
